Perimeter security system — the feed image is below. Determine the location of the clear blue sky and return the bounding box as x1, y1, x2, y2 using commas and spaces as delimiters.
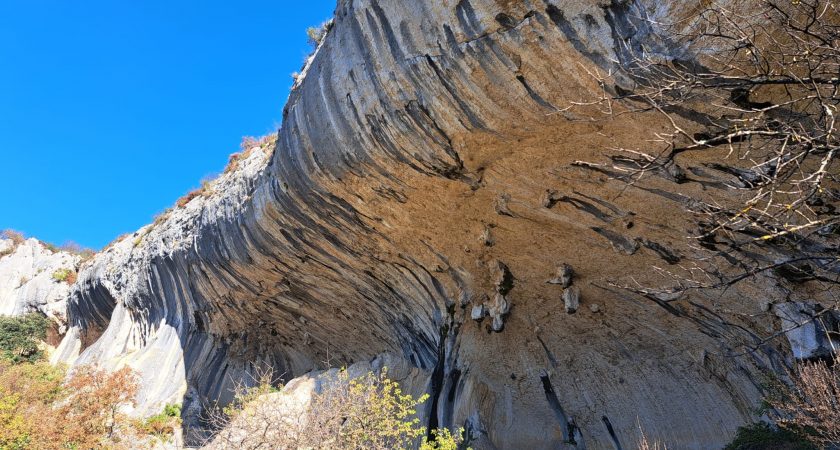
0, 0, 335, 249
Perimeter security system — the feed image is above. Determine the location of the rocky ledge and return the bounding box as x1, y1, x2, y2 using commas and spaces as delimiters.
0, 238, 78, 335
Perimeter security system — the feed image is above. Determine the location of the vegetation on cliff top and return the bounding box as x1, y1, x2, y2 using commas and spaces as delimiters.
0, 230, 24, 258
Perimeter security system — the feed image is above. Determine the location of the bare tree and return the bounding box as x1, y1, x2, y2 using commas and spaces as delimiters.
572, 0, 839, 305
200, 366, 305, 449
567, 1, 839, 443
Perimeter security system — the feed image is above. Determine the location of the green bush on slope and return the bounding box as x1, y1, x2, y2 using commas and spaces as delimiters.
0, 314, 49, 363
724, 423, 815, 450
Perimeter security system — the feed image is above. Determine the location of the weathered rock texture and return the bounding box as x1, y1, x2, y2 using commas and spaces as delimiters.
40, 1, 829, 448
0, 238, 77, 330
774, 302, 840, 361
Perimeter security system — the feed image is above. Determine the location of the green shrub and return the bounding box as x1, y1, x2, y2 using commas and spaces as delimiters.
0, 314, 49, 363
209, 367, 470, 449
136, 403, 181, 439
421, 427, 465, 450
0, 360, 65, 448
51, 268, 76, 284
163, 403, 181, 418
725, 423, 815, 450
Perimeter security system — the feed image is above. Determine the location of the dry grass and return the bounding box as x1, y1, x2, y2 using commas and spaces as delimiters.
306, 19, 333, 47
0, 230, 25, 258
114, 132, 279, 245
174, 176, 216, 209
102, 233, 131, 252
225, 133, 277, 174
636, 423, 667, 450
0, 230, 95, 263
225, 153, 243, 173
1, 230, 24, 246
176, 189, 203, 208
138, 210, 172, 239
153, 209, 171, 227
175, 133, 277, 209
768, 355, 840, 446
58, 241, 96, 263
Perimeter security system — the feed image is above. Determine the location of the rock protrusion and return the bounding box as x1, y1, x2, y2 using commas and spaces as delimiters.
487, 292, 511, 332
592, 227, 640, 255
541, 189, 563, 209
494, 193, 515, 217
547, 263, 574, 288
547, 263, 581, 314
563, 286, 581, 314
470, 304, 487, 321
774, 302, 840, 360
480, 224, 495, 247
638, 238, 681, 264
471, 260, 514, 332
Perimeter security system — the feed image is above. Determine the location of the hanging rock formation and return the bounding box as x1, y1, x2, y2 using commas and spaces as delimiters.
8, 0, 827, 448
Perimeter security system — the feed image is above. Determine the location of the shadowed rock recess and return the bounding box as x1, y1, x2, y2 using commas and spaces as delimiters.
37, 0, 818, 448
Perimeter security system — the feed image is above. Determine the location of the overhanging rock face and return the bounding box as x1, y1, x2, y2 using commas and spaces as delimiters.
53, 1, 805, 448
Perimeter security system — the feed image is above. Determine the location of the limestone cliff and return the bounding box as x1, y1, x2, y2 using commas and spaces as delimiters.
0, 238, 78, 333
30, 0, 832, 448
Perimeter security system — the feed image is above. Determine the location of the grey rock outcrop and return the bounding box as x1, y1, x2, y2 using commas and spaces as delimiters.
548, 263, 574, 288
774, 302, 840, 361
470, 304, 486, 322
0, 238, 78, 328
563, 287, 580, 315
487, 292, 510, 332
